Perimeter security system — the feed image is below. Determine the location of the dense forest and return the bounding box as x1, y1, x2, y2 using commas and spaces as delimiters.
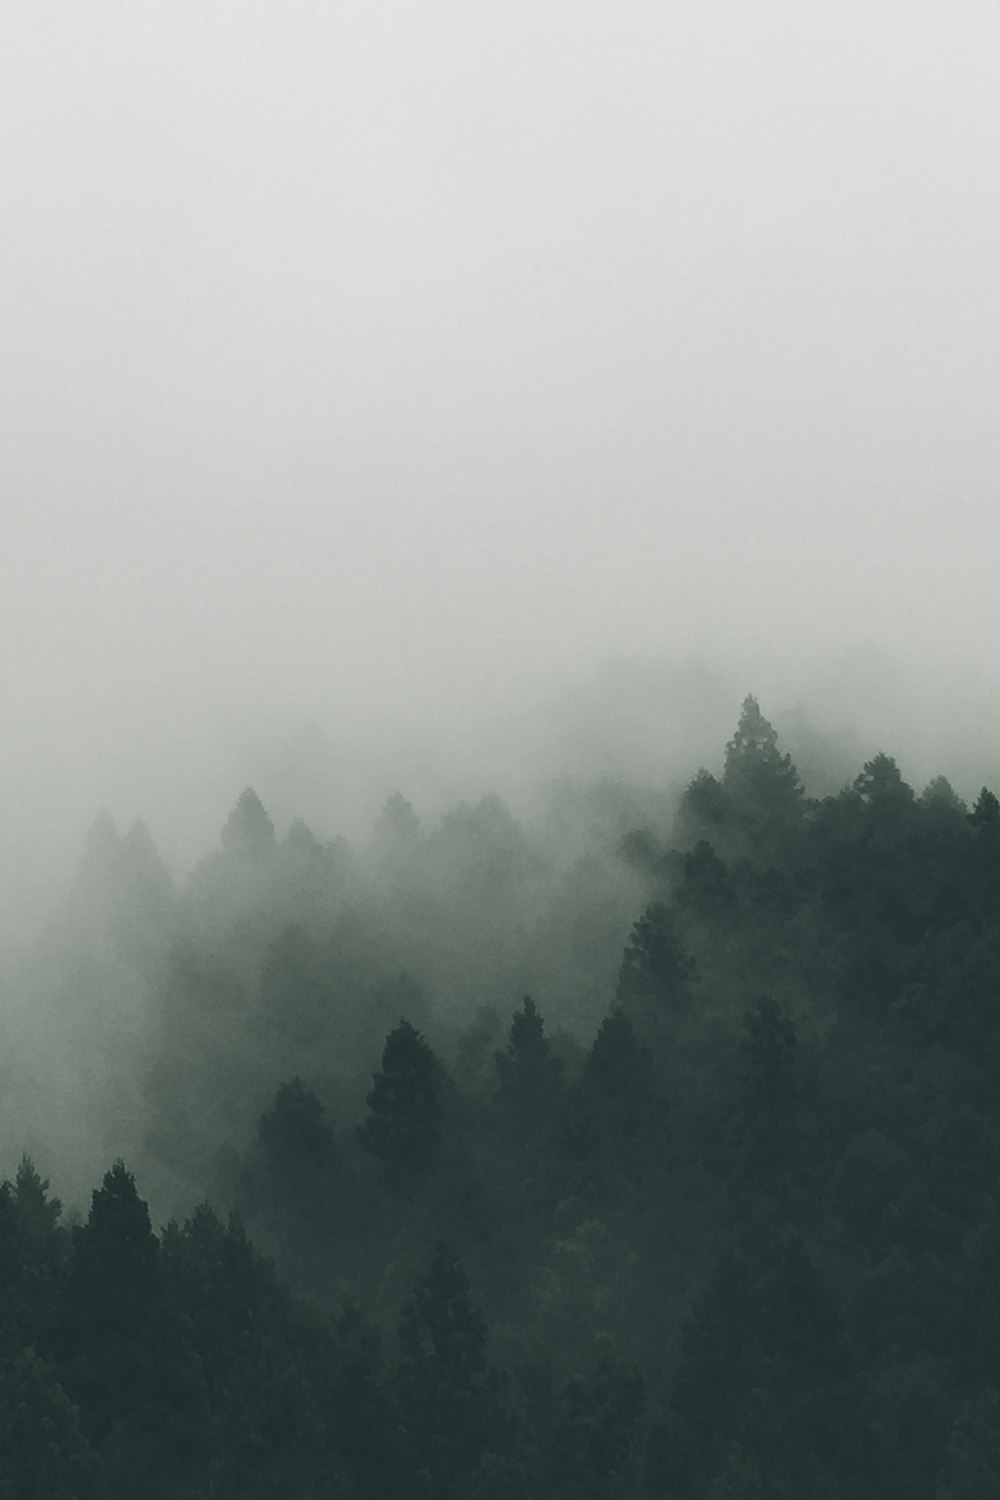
4, 696, 1000, 1497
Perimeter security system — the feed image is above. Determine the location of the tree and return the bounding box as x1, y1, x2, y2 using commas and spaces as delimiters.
853, 753, 914, 811
970, 787, 1000, 833
396, 1242, 505, 1494
616, 902, 694, 1025
565, 1010, 664, 1192
221, 787, 276, 855
358, 1020, 443, 1178
59, 1162, 205, 1489
677, 768, 731, 834
547, 1336, 645, 1498
0, 1348, 102, 1500
674, 840, 737, 922
0, 1158, 65, 1349
495, 996, 564, 1136
241, 1079, 341, 1248
723, 696, 804, 846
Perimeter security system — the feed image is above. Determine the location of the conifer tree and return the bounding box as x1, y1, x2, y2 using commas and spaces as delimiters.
723, 695, 804, 845
221, 787, 276, 854
396, 1242, 505, 1494
358, 1019, 443, 1177
495, 996, 563, 1135
0, 1348, 102, 1500
242, 1078, 341, 1246
59, 1162, 205, 1486
616, 902, 694, 1023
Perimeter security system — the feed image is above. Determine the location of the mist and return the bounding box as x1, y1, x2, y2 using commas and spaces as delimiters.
3, 8, 1000, 1491
4, 1, 1000, 923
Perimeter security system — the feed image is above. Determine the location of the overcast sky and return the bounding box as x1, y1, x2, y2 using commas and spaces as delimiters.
3, 1, 1000, 908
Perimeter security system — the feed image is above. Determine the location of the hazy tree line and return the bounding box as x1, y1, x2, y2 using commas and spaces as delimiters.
4, 697, 1000, 1495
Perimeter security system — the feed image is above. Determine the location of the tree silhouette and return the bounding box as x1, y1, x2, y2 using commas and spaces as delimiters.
358, 1019, 443, 1178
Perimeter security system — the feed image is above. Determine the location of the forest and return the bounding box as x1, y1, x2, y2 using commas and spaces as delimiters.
3, 695, 1000, 1497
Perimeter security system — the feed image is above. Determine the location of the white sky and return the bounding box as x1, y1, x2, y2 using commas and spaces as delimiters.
2, 1, 1000, 910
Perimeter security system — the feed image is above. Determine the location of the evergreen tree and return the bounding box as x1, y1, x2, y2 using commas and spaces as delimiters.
970, 786, 1000, 832
221, 787, 276, 855
0, 1348, 102, 1500
358, 1019, 443, 1178
495, 996, 564, 1136
853, 753, 915, 813
547, 1336, 645, 1498
565, 1010, 664, 1192
674, 839, 737, 922
674, 766, 733, 851
723, 696, 804, 846
242, 1080, 341, 1235
59, 1162, 205, 1493
396, 1242, 506, 1495
616, 901, 694, 1025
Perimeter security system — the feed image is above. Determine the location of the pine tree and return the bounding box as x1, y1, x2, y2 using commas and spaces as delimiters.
59, 1162, 205, 1489
495, 996, 563, 1136
616, 902, 694, 1024
0, 1348, 102, 1500
221, 787, 276, 855
396, 1242, 505, 1494
566, 1010, 665, 1191
723, 696, 804, 846
547, 1336, 645, 1497
358, 1019, 443, 1178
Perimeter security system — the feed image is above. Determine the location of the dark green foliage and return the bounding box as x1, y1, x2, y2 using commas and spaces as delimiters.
495, 996, 564, 1136
11, 693, 1000, 1495
257, 1077, 338, 1177
675, 768, 732, 850
239, 1078, 341, 1255
668, 1230, 856, 1496
0, 1348, 101, 1500
395, 1242, 506, 1495
674, 840, 737, 922
59, 1163, 206, 1496
548, 1338, 645, 1497
742, 996, 796, 1107
357, 1019, 443, 1178
616, 901, 695, 1025
564, 1009, 665, 1195
723, 695, 804, 842
578, 1009, 658, 1136
969, 785, 1000, 831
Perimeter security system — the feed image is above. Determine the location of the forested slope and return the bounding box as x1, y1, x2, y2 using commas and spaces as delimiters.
4, 697, 1000, 1497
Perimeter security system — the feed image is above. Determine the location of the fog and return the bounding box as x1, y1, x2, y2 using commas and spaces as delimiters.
3, 1, 1000, 929
7, 16, 1000, 1482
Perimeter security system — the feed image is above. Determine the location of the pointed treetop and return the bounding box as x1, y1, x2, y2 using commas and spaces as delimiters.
284, 817, 323, 855
722, 697, 803, 822
221, 787, 276, 854
726, 696, 778, 760
725, 697, 797, 778
853, 753, 914, 806
970, 786, 1000, 825
920, 776, 966, 815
